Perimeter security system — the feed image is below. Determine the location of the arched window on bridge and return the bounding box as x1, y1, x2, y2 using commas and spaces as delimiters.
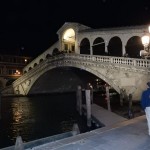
126, 36, 143, 58
92, 37, 105, 55
28, 67, 32, 71
34, 63, 37, 67
52, 48, 59, 56
62, 28, 75, 53
39, 59, 43, 63
24, 70, 27, 74
108, 36, 122, 57
46, 54, 52, 59
80, 38, 90, 54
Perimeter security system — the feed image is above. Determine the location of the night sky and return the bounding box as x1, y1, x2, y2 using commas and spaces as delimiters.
0, 0, 150, 58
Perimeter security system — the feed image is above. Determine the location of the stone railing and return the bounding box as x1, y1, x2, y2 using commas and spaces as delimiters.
52, 53, 150, 69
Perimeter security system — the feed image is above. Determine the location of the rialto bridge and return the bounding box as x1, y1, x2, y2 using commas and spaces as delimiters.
12, 22, 150, 100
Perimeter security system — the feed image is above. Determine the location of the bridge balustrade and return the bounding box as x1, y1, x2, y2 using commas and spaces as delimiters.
23, 54, 150, 76
59, 54, 150, 68
18, 53, 150, 83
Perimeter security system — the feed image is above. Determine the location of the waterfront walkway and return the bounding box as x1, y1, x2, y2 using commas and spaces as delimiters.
25, 115, 149, 150
91, 104, 127, 126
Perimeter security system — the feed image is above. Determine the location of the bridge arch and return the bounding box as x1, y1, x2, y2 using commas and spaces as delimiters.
126, 36, 143, 58
80, 38, 90, 54
13, 54, 150, 100
92, 37, 105, 55
25, 63, 120, 95
108, 36, 122, 57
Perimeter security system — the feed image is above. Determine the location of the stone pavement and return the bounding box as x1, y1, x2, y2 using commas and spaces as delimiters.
27, 115, 150, 150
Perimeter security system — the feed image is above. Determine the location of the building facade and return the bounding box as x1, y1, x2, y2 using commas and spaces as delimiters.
0, 54, 32, 89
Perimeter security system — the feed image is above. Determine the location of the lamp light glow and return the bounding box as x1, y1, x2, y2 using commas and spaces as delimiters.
141, 35, 150, 47
148, 26, 150, 33
63, 28, 75, 41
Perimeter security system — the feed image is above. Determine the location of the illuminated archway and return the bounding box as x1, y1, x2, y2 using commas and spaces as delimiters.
62, 28, 75, 53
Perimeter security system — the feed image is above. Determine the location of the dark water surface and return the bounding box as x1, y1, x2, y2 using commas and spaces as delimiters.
0, 93, 95, 149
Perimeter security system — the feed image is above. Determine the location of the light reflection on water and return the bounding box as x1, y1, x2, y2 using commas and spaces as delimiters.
0, 93, 94, 149
10, 97, 32, 140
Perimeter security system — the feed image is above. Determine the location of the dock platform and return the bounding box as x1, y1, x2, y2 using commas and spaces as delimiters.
82, 104, 127, 127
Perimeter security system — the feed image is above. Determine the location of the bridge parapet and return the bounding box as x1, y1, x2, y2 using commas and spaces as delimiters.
23, 41, 59, 73
63, 54, 150, 69
23, 54, 150, 75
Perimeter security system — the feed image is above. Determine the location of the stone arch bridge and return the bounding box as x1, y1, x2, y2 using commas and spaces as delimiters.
13, 54, 150, 101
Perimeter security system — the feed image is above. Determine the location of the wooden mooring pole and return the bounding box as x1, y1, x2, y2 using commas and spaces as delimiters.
76, 85, 82, 116
85, 89, 91, 127
105, 85, 111, 111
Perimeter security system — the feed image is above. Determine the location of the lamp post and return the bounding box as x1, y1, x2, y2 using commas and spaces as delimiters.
141, 26, 150, 58
141, 35, 150, 52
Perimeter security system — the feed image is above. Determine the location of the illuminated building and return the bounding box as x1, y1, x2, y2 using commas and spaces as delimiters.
0, 54, 32, 89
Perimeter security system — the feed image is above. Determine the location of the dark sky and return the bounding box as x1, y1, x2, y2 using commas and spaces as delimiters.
0, 0, 150, 58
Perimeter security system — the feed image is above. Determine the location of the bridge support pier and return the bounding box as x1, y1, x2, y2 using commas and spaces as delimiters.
85, 90, 92, 127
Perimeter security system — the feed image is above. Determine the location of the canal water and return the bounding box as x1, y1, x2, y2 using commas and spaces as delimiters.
0, 92, 98, 149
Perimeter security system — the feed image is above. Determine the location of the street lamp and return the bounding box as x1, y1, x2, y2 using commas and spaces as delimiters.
141, 26, 150, 58
24, 59, 27, 63
141, 35, 150, 52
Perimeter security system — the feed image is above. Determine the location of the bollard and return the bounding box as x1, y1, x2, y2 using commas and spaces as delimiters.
14, 136, 24, 150
72, 123, 80, 136
85, 90, 91, 127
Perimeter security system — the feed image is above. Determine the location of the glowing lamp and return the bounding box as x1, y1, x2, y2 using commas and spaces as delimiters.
141, 35, 150, 47
148, 26, 150, 33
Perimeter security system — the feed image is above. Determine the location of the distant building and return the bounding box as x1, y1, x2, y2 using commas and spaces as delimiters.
0, 54, 32, 89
